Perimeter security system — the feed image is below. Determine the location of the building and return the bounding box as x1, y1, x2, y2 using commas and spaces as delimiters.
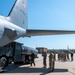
36, 47, 48, 53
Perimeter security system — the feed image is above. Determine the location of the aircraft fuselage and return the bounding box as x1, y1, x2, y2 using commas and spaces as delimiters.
0, 16, 26, 47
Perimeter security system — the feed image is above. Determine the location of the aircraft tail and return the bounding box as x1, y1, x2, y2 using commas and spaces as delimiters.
6, 0, 75, 37
7, 0, 28, 29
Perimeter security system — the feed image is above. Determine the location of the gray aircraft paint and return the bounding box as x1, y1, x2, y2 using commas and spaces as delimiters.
0, 0, 75, 47
7, 0, 28, 29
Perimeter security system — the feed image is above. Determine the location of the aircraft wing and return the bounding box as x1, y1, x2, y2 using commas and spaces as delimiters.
25, 29, 75, 37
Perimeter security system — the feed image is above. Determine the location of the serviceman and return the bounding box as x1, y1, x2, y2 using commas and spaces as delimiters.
66, 51, 69, 61
49, 50, 55, 72
58, 51, 60, 61
42, 52, 47, 68
63, 51, 66, 61
30, 51, 36, 66
70, 51, 74, 61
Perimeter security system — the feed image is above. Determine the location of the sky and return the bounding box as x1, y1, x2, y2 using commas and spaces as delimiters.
0, 0, 75, 49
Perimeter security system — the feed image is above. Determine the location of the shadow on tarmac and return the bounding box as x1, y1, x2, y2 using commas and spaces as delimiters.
2, 65, 68, 75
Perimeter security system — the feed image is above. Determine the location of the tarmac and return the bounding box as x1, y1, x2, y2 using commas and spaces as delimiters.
0, 54, 75, 75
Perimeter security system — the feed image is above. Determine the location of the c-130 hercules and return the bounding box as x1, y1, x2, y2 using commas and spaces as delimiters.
0, 0, 75, 47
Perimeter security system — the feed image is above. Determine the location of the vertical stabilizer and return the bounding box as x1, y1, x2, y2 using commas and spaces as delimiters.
7, 0, 28, 29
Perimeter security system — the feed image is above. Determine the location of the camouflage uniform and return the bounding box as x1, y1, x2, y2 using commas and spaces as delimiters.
49, 51, 55, 72
66, 52, 69, 60
58, 52, 60, 61
31, 52, 35, 66
42, 52, 47, 68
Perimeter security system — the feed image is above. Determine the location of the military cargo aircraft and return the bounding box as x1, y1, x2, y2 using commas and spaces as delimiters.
0, 0, 75, 47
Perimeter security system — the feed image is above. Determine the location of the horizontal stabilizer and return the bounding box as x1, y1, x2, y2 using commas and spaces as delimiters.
25, 29, 75, 37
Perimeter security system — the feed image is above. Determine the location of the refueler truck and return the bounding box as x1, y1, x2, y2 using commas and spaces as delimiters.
0, 41, 38, 69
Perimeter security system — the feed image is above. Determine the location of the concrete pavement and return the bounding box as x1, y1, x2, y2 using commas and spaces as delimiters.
0, 54, 75, 75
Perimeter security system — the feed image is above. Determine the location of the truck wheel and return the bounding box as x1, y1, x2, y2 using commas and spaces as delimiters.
0, 57, 7, 69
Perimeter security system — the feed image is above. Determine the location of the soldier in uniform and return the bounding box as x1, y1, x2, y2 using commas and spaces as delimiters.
42, 52, 47, 68
30, 51, 36, 66
49, 51, 55, 72
63, 51, 66, 61
58, 51, 60, 61
66, 51, 69, 61
70, 51, 74, 61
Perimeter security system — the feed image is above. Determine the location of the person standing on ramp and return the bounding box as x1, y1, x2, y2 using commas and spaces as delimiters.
30, 51, 36, 66
42, 52, 47, 68
49, 50, 55, 72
